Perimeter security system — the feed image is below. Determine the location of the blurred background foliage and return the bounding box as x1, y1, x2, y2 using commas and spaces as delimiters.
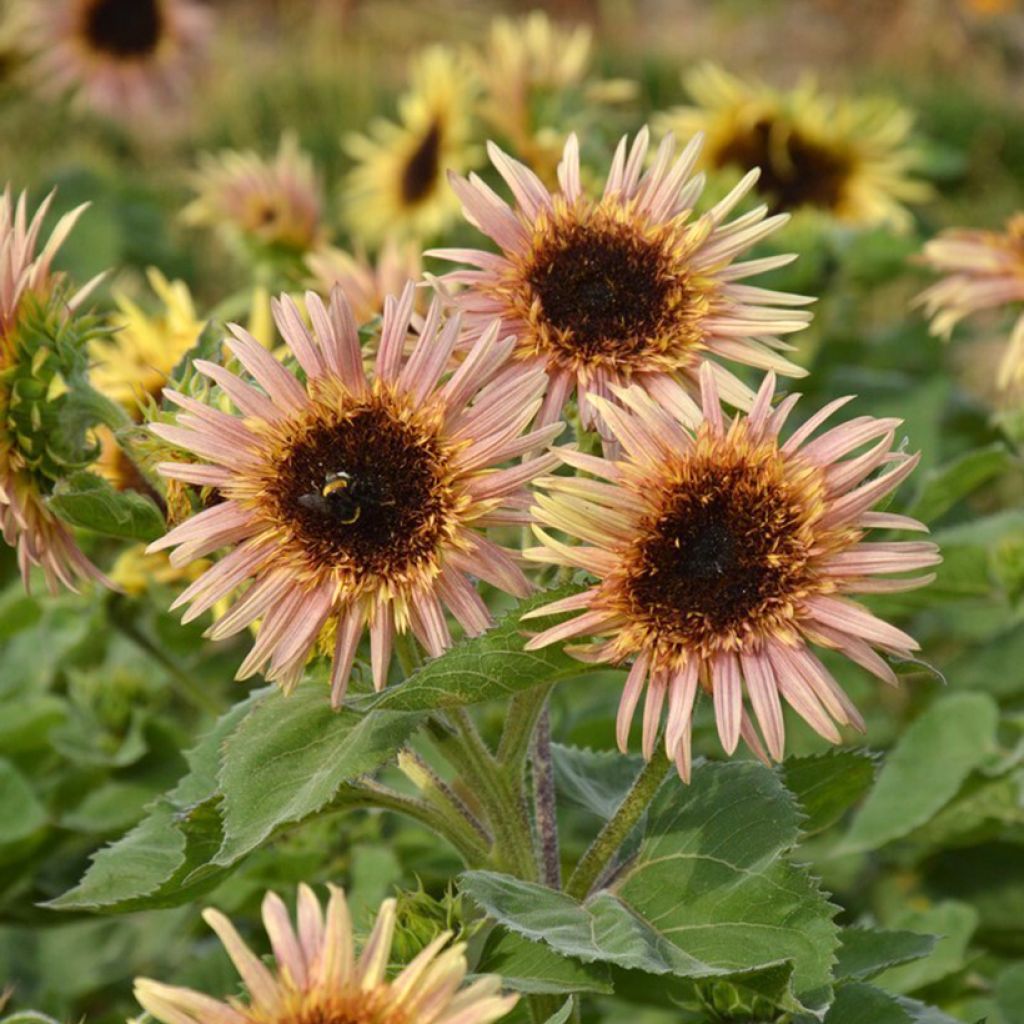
1, 1, 1024, 1022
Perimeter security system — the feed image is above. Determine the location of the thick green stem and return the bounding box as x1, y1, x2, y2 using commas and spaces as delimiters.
565, 747, 671, 901
346, 780, 491, 866
397, 747, 492, 856
427, 712, 538, 880
497, 682, 554, 777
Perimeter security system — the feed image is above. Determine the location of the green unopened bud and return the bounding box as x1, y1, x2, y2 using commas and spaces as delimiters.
390, 883, 480, 963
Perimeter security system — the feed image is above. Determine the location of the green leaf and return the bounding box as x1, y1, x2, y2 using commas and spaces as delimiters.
874, 902, 978, 995
825, 983, 915, 1024
834, 927, 937, 982
463, 760, 839, 1011
996, 963, 1024, 1024
48, 470, 165, 542
825, 983, 963, 1024
214, 685, 419, 865
551, 743, 644, 819
541, 1001, 573, 1024
909, 443, 1013, 523
0, 695, 66, 752
60, 782, 158, 834
476, 930, 613, 995
47, 796, 231, 913
841, 693, 999, 854
349, 585, 588, 713
781, 749, 878, 835
0, 759, 47, 861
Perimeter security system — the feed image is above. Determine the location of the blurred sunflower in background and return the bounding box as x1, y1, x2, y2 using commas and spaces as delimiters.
917, 212, 1024, 392
307, 238, 423, 325
471, 10, 636, 185
658, 63, 931, 230
344, 46, 481, 245
27, 0, 212, 122
184, 132, 325, 267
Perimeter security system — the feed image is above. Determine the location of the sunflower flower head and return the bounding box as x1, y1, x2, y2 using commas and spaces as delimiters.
344, 46, 481, 245
471, 12, 635, 184
184, 133, 324, 259
916, 212, 1024, 390
148, 282, 560, 701
657, 64, 931, 230
524, 365, 939, 780
307, 238, 423, 326
135, 885, 517, 1024
91, 267, 205, 412
432, 127, 812, 435
0, 186, 111, 592
28, 0, 212, 122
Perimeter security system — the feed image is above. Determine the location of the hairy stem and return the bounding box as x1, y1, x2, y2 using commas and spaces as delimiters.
426, 712, 538, 880
565, 747, 671, 901
531, 703, 561, 887
343, 780, 491, 865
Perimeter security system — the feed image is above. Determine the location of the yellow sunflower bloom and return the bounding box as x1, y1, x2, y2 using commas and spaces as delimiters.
657, 64, 931, 230
344, 46, 480, 245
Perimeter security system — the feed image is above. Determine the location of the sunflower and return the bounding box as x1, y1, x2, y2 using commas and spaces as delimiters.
916, 212, 1024, 390
524, 366, 938, 780
432, 128, 811, 434
657, 64, 930, 230
135, 885, 517, 1024
471, 11, 635, 185
148, 284, 559, 701
184, 133, 324, 256
91, 267, 204, 411
307, 238, 423, 326
28, 0, 212, 121
0, 187, 109, 592
344, 46, 480, 245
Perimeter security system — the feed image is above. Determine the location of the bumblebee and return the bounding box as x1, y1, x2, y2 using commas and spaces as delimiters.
298, 470, 396, 525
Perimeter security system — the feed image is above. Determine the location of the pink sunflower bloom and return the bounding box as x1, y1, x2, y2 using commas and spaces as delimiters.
30, 0, 211, 122
149, 283, 559, 701
916, 212, 1024, 390
524, 365, 939, 780
0, 187, 109, 593
430, 128, 813, 433
135, 885, 517, 1024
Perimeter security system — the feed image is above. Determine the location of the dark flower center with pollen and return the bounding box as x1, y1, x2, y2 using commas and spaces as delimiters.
715, 118, 853, 213
271, 405, 448, 579
83, 0, 164, 58
626, 460, 813, 647
400, 120, 443, 206
526, 222, 678, 361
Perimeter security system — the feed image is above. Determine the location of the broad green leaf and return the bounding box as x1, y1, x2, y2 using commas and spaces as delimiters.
0, 695, 66, 752
875, 902, 978, 995
169, 687, 271, 809
350, 585, 587, 713
0, 586, 42, 642
60, 782, 157, 834
781, 749, 878, 835
1, 1013, 62, 1024
47, 796, 231, 912
996, 963, 1024, 1024
0, 759, 47, 861
214, 686, 419, 865
841, 693, 999, 853
909, 443, 1013, 523
48, 470, 165, 542
825, 983, 963, 1024
477, 930, 613, 995
834, 927, 937, 982
908, 766, 1024, 849
463, 760, 839, 1010
824, 983, 915, 1024
551, 743, 645, 819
